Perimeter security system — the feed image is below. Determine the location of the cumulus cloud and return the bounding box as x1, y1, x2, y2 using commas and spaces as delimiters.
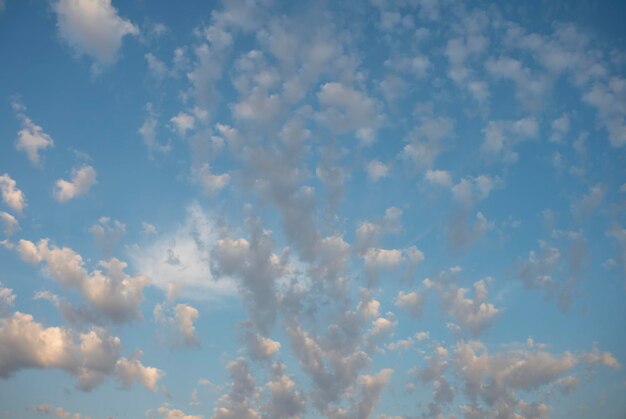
481, 118, 539, 163
89, 216, 126, 256
139, 103, 172, 158
12, 101, 54, 166
0, 174, 26, 214
425, 169, 452, 187
53, 0, 139, 68
316, 82, 382, 142
0, 212, 19, 236
402, 116, 454, 171
53, 165, 97, 203
16, 238, 149, 323
193, 164, 230, 196
0, 310, 161, 391
395, 290, 425, 318
425, 269, 501, 336
366, 160, 389, 181
154, 303, 200, 348
149, 403, 202, 419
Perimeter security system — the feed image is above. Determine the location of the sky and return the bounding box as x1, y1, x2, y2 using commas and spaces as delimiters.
0, 0, 625, 418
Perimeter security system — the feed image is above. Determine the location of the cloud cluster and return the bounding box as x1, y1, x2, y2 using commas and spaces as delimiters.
0, 310, 161, 391
53, 0, 138, 68
17, 238, 149, 323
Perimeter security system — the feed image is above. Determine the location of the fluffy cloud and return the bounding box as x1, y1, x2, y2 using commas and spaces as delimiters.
395, 290, 425, 318
424, 270, 501, 336
89, 216, 126, 256
0, 310, 161, 391
17, 239, 149, 323
12, 101, 54, 166
154, 303, 200, 348
316, 82, 382, 142
139, 103, 172, 158
193, 164, 230, 196
402, 115, 454, 171
481, 118, 539, 163
425, 169, 452, 187
53, 0, 139, 67
0, 174, 26, 214
150, 403, 203, 419
0, 212, 19, 236
53, 165, 97, 203
366, 160, 389, 181
115, 355, 163, 391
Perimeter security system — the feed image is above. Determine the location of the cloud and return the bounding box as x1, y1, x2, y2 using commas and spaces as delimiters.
481, 118, 539, 163
139, 103, 172, 158
154, 303, 200, 348
53, 0, 139, 67
12, 101, 54, 166
402, 116, 454, 171
395, 290, 425, 318
53, 165, 97, 203
193, 164, 230, 196
130, 203, 236, 301
16, 238, 149, 323
89, 216, 126, 256
35, 404, 88, 418
170, 112, 196, 136
0, 310, 161, 391
115, 355, 163, 391
150, 403, 203, 419
366, 160, 389, 181
582, 77, 626, 147
0, 212, 19, 237
212, 358, 261, 419
451, 175, 499, 208
316, 82, 382, 142
0, 174, 27, 214
425, 169, 452, 187
263, 362, 305, 419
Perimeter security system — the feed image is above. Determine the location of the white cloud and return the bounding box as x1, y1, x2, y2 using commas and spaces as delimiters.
170, 112, 196, 136
0, 174, 26, 214
481, 118, 539, 163
193, 164, 230, 196
0, 212, 19, 237
402, 116, 454, 171
35, 404, 87, 418
152, 403, 203, 419
130, 203, 236, 301
89, 216, 126, 256
53, 165, 97, 203
115, 355, 163, 391
395, 290, 424, 318
425, 169, 452, 187
53, 0, 139, 67
12, 101, 54, 166
317, 82, 382, 139
142, 222, 157, 235
582, 77, 626, 147
17, 239, 149, 323
154, 303, 200, 348
139, 103, 172, 158
366, 160, 389, 181
0, 310, 161, 391
550, 114, 570, 143
451, 175, 499, 207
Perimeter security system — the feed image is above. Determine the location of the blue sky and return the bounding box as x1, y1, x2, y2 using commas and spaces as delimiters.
0, 0, 625, 418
